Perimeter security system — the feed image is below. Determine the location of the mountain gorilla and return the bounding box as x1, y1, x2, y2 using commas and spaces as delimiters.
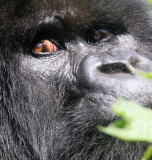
1, 0, 152, 159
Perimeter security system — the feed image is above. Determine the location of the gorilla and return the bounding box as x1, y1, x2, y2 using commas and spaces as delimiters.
1, 0, 152, 159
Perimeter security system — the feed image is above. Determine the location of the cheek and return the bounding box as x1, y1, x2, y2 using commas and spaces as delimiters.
19, 54, 71, 80
20, 57, 55, 78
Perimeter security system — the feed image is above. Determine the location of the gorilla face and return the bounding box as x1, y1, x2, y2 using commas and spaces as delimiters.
1, 0, 152, 159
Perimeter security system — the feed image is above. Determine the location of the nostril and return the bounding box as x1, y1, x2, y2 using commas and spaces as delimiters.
99, 63, 131, 74
129, 57, 141, 68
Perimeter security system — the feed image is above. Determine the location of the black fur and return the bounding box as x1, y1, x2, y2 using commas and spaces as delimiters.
1, 0, 152, 159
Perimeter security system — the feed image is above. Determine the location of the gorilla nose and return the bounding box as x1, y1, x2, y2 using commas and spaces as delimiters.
77, 48, 152, 91
99, 62, 130, 74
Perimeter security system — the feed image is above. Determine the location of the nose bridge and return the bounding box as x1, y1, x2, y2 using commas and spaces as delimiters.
102, 48, 134, 64
81, 48, 134, 73
97, 47, 152, 72
77, 47, 152, 92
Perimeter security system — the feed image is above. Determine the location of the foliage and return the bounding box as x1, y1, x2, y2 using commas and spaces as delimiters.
128, 66, 152, 81
98, 69, 152, 160
98, 99, 152, 142
149, 0, 152, 3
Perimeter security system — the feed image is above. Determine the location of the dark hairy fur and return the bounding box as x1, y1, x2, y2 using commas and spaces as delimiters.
1, 0, 152, 160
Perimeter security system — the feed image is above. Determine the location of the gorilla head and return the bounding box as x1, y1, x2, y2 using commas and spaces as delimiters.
1, 0, 152, 159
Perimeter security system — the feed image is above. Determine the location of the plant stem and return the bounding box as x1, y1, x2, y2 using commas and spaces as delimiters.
141, 145, 152, 160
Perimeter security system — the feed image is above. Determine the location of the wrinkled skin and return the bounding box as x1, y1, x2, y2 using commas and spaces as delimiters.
1, 0, 152, 159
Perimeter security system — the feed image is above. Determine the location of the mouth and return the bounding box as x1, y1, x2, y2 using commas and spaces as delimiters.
75, 79, 152, 120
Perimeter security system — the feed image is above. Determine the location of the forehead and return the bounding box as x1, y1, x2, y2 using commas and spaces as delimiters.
1, 0, 149, 42
2, 0, 146, 16
1, 0, 147, 29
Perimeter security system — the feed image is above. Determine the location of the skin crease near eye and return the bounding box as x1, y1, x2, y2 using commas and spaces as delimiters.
33, 40, 57, 53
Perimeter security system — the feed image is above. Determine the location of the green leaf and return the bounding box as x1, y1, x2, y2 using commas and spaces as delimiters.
141, 145, 152, 160
149, 0, 152, 3
128, 65, 152, 81
98, 99, 152, 142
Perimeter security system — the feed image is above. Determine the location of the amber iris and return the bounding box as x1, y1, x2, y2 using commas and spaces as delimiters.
33, 40, 57, 53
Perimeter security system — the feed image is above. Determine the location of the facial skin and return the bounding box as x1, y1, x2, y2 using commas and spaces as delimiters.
1, 0, 152, 159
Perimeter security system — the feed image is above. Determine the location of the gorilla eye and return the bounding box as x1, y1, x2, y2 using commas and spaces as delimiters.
87, 29, 113, 43
32, 40, 58, 55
